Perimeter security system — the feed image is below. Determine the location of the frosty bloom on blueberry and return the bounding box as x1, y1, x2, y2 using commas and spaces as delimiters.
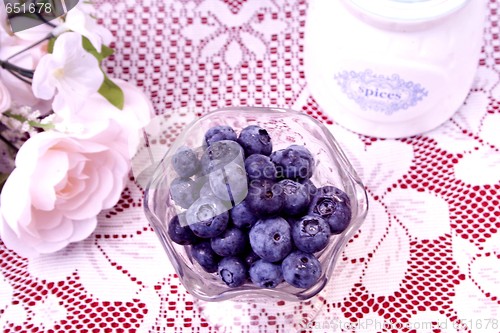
237, 125, 273, 156
231, 200, 259, 229
249, 260, 284, 289
200, 140, 244, 175
172, 146, 200, 178
169, 178, 199, 209
191, 241, 220, 273
168, 214, 199, 245
308, 186, 352, 234
246, 179, 285, 217
271, 145, 315, 180
249, 217, 292, 262
165, 122, 354, 291
204, 125, 237, 146
279, 179, 311, 216
198, 180, 216, 198
292, 215, 331, 253
186, 196, 230, 238
210, 226, 247, 257
244, 154, 277, 181
209, 162, 248, 205
218, 257, 247, 287
282, 251, 322, 289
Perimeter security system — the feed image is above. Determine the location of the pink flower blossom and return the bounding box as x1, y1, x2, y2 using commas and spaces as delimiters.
0, 118, 131, 257
32, 32, 104, 114
0, 79, 11, 114
0, 78, 153, 257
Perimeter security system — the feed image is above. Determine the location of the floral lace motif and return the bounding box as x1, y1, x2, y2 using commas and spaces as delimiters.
1, 0, 500, 332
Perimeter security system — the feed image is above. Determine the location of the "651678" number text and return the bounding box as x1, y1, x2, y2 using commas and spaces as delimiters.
4, 1, 52, 15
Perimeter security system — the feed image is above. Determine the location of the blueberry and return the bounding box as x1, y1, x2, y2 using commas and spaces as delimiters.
172, 146, 200, 178
209, 162, 248, 205
205, 125, 237, 146
244, 154, 277, 181
170, 177, 199, 209
249, 260, 284, 289
230, 200, 258, 229
308, 186, 351, 234
246, 179, 284, 217
200, 140, 244, 175
300, 178, 318, 197
243, 249, 261, 268
279, 179, 310, 216
186, 196, 230, 238
167, 214, 199, 245
282, 251, 322, 289
292, 215, 331, 253
210, 226, 247, 257
218, 257, 247, 287
237, 125, 273, 156
200, 154, 213, 175
191, 241, 220, 273
249, 217, 292, 262
271, 145, 314, 180
198, 179, 215, 198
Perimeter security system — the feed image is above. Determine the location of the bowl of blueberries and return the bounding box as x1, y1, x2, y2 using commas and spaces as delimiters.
143, 107, 368, 302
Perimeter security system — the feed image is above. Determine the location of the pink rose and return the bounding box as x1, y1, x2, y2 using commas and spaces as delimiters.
0, 79, 153, 257
0, 118, 132, 257
0, 79, 11, 114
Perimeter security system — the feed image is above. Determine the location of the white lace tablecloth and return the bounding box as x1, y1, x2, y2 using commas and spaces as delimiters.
1, 0, 500, 332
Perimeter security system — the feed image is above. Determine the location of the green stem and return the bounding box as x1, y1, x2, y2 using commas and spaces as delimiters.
3, 112, 54, 130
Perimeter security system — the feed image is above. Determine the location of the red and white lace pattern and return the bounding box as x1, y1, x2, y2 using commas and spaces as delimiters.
1, 0, 500, 332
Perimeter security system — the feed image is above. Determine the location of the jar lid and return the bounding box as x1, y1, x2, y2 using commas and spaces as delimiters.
346, 0, 468, 22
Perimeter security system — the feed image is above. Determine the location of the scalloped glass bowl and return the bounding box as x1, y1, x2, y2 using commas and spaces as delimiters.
143, 107, 368, 302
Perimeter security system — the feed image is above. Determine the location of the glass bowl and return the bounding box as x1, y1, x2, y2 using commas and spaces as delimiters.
143, 107, 368, 302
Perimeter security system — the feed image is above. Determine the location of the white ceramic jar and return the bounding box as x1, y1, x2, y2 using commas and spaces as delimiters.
304, 0, 487, 138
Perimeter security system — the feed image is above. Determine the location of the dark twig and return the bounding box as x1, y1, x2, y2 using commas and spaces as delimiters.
0, 132, 19, 153
6, 34, 53, 61
0, 60, 34, 84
